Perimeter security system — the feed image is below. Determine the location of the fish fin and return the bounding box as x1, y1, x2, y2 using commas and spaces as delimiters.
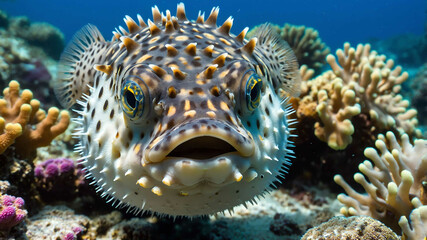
54, 24, 110, 108
252, 23, 301, 98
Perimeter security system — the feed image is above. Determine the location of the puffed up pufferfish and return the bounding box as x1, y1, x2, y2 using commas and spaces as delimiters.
53, 3, 301, 216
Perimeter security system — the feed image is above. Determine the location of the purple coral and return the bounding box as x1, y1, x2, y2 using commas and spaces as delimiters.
34, 158, 76, 179
0, 193, 27, 231
34, 158, 86, 200
62, 226, 83, 240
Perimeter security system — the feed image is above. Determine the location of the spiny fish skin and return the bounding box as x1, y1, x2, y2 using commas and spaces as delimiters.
54, 3, 300, 216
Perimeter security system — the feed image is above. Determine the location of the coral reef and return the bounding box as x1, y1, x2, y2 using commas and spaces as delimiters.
15, 187, 339, 240
205, 187, 340, 240
327, 43, 418, 136
0, 9, 64, 106
0, 180, 10, 194
0, 152, 38, 214
269, 213, 301, 236
26, 205, 89, 240
301, 216, 399, 240
412, 64, 427, 128
0, 192, 27, 238
247, 23, 330, 73
0, 80, 70, 214
7, 13, 64, 59
369, 33, 427, 68
34, 158, 86, 201
304, 71, 361, 150
0, 80, 70, 158
294, 42, 420, 150
334, 131, 427, 237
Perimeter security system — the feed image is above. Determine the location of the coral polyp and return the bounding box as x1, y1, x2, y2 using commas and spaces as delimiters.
0, 193, 27, 236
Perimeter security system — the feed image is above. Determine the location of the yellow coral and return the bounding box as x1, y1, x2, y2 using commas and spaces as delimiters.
297, 70, 361, 149
0, 120, 22, 154
314, 77, 361, 150
326, 43, 419, 137
334, 131, 427, 236
0, 80, 70, 157
295, 43, 420, 149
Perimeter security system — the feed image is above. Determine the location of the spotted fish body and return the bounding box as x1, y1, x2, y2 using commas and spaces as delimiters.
54, 4, 300, 216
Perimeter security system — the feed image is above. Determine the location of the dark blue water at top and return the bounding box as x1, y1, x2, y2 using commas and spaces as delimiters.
1, 0, 425, 52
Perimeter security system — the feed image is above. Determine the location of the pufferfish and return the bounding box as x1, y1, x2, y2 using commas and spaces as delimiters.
54, 3, 300, 216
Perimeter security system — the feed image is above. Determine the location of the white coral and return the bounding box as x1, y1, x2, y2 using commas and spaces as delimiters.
334, 131, 427, 238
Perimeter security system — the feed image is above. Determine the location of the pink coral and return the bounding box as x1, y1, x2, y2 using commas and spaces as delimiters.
0, 193, 27, 231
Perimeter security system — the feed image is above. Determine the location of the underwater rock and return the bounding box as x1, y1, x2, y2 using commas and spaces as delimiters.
301, 216, 399, 240
86, 211, 122, 237
269, 213, 301, 236
92, 217, 157, 240
205, 187, 340, 240
26, 205, 89, 240
17, 187, 339, 239
248, 23, 330, 73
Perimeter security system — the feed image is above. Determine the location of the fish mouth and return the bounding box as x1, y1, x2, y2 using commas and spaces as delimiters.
145, 118, 255, 163
167, 136, 237, 160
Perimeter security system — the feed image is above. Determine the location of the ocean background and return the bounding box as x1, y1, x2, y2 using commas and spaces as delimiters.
1, 0, 425, 53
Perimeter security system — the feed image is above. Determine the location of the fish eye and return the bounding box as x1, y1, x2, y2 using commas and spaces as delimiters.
244, 71, 263, 112
121, 79, 145, 119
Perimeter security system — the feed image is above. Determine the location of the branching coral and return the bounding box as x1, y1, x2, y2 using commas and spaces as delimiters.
327, 43, 419, 137
0, 80, 70, 158
399, 205, 427, 240
279, 24, 330, 72
313, 74, 361, 150
295, 70, 361, 150
334, 131, 427, 238
0, 192, 27, 237
247, 24, 330, 72
295, 43, 420, 150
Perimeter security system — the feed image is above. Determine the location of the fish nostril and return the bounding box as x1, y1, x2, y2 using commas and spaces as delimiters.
167, 136, 237, 160
210, 86, 220, 97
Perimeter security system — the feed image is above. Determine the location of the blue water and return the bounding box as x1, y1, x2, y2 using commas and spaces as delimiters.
1, 0, 426, 52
